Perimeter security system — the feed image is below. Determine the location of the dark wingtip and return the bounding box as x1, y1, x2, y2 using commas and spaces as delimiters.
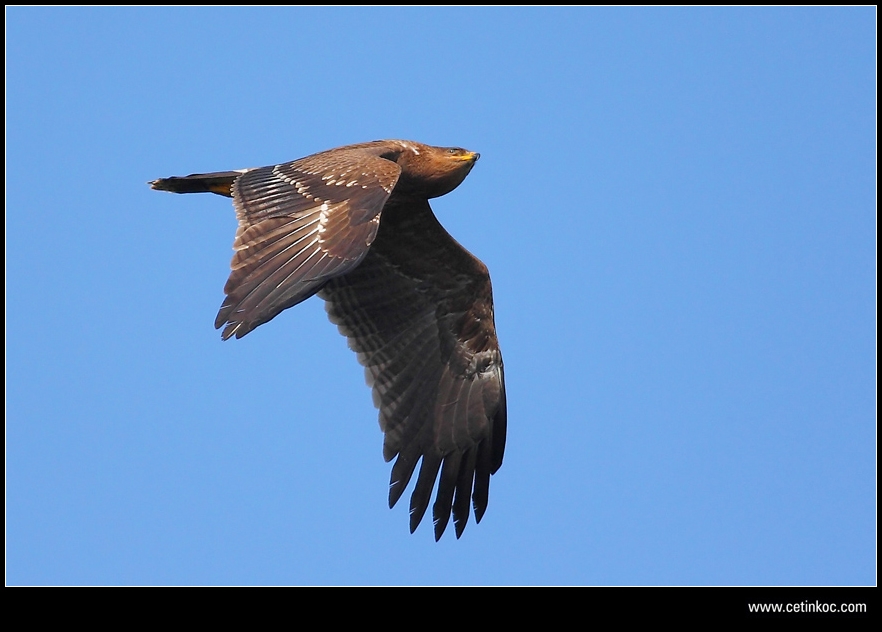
473, 480, 489, 524
433, 515, 449, 541
474, 502, 487, 524
216, 315, 250, 341
453, 514, 467, 539
389, 479, 405, 509
409, 510, 422, 535
218, 321, 235, 341
409, 495, 431, 535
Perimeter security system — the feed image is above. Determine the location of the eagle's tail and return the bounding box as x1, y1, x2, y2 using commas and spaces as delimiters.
149, 170, 249, 198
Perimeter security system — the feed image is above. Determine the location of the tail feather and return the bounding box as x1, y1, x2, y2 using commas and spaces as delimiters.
149, 170, 250, 198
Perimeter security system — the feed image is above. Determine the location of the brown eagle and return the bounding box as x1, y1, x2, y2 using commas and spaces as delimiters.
150, 140, 506, 540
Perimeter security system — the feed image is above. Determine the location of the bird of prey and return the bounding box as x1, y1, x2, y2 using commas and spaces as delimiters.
150, 140, 506, 540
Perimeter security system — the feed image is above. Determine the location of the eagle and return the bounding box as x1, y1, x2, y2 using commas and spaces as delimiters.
150, 140, 506, 540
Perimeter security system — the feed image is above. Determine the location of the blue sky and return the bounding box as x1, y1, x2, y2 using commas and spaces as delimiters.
7, 7, 875, 585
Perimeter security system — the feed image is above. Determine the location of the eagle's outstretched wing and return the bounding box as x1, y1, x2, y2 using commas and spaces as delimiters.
320, 198, 506, 540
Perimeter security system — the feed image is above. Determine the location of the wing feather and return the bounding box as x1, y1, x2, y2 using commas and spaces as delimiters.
409, 453, 442, 534
452, 448, 478, 538
432, 452, 463, 540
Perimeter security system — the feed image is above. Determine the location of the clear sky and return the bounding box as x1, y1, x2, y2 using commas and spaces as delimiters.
7, 7, 875, 586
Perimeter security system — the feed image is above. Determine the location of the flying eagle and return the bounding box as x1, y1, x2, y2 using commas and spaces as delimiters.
150, 140, 506, 540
